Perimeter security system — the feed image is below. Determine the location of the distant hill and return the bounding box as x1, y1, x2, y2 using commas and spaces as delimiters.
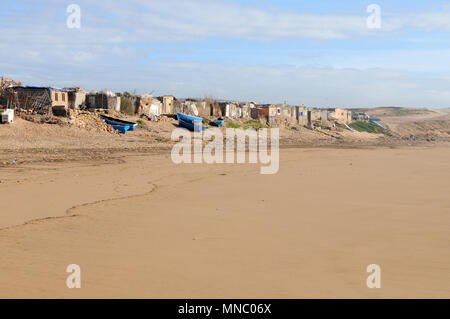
349, 107, 436, 117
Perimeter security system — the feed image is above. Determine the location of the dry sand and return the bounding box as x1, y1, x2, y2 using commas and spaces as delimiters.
367, 107, 450, 141
1, 145, 449, 298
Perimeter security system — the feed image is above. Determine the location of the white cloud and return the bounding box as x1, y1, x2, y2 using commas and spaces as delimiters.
0, 0, 373, 47
3, 0, 450, 46
408, 12, 450, 31
2, 0, 450, 107
20, 59, 446, 108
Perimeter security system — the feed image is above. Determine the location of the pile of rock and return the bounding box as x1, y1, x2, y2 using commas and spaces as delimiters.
69, 110, 117, 133
158, 114, 177, 123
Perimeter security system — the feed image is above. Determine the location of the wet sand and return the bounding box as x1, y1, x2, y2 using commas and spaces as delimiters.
0, 146, 449, 298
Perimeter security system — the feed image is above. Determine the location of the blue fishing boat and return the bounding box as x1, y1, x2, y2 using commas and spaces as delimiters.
176, 113, 203, 124
100, 114, 138, 133
370, 119, 387, 130
211, 118, 225, 127
178, 119, 205, 132
111, 124, 131, 134
176, 113, 205, 132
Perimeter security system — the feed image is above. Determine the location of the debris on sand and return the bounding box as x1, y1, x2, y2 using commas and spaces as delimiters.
69, 110, 117, 133
15, 109, 118, 134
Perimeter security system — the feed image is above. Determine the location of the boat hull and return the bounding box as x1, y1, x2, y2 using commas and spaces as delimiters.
211, 120, 224, 127
111, 124, 131, 134
179, 119, 205, 132
100, 115, 137, 133
176, 113, 203, 124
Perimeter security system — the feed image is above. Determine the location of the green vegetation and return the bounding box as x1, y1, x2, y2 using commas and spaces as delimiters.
225, 120, 269, 130
349, 121, 392, 136
136, 119, 146, 127
349, 121, 381, 133
226, 122, 241, 129
349, 121, 386, 134
242, 120, 269, 129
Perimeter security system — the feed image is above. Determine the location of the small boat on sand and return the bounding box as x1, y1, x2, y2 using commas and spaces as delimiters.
99, 114, 138, 134
176, 113, 203, 124
211, 118, 225, 127
176, 113, 205, 132
178, 119, 205, 132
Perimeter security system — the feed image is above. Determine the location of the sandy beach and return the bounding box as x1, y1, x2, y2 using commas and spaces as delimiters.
1, 145, 449, 298
3, 0, 450, 304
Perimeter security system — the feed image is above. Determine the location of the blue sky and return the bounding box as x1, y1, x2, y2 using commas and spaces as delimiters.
2, 0, 450, 107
